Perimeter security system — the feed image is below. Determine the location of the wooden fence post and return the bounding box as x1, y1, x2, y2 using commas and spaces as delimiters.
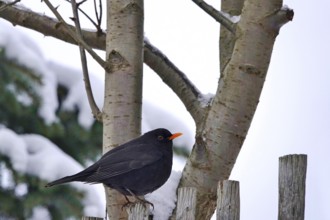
278, 154, 307, 220
126, 202, 149, 220
176, 187, 197, 220
216, 180, 240, 220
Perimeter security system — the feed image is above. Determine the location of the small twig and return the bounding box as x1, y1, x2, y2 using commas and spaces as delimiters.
70, 0, 102, 121
77, 0, 87, 7
93, 0, 99, 25
192, 0, 235, 33
65, 0, 102, 34
98, 0, 103, 29
93, 0, 103, 34
42, 0, 107, 69
0, 0, 20, 12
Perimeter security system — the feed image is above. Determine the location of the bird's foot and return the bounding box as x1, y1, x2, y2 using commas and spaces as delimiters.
122, 195, 154, 210
135, 197, 154, 210
122, 202, 135, 210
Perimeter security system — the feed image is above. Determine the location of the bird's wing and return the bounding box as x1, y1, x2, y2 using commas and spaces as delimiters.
85, 143, 163, 183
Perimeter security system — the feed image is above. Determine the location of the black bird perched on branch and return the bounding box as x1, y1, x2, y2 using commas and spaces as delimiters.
45, 128, 182, 205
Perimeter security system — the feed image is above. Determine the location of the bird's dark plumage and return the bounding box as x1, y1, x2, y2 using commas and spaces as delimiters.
45, 128, 182, 197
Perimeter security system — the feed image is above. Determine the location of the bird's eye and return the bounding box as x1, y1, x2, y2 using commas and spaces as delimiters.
157, 135, 164, 140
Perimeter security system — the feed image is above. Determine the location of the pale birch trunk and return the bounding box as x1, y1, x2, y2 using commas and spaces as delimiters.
103, 0, 144, 219
178, 0, 292, 218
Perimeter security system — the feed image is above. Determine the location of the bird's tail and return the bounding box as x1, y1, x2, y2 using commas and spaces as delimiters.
45, 175, 78, 187
45, 163, 98, 187
45, 170, 92, 187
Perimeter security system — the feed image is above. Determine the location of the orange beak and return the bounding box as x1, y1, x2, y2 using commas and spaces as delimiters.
168, 132, 183, 140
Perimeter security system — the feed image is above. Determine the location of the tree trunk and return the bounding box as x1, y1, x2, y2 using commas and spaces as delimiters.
103, 0, 144, 219
179, 0, 292, 219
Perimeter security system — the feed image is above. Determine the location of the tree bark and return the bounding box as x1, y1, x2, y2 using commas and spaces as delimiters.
103, 0, 144, 219
219, 0, 244, 74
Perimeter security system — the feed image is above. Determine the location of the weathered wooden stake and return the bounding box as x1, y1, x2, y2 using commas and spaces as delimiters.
216, 180, 240, 220
278, 154, 307, 220
176, 187, 197, 220
126, 202, 149, 220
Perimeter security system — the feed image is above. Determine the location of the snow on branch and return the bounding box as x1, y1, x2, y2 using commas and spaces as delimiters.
269, 5, 294, 30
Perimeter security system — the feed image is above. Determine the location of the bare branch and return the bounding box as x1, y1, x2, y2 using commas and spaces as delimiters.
266, 6, 294, 31
192, 0, 235, 33
0, 0, 19, 12
70, 0, 102, 121
93, 0, 103, 31
0, 1, 105, 49
42, 0, 107, 69
0, 1, 206, 123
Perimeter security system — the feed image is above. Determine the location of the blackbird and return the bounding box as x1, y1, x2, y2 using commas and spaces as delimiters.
45, 128, 182, 204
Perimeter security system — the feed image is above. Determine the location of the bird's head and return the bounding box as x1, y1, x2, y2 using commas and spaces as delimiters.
146, 128, 182, 144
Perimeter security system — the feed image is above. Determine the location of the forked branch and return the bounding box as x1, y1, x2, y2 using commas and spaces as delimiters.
42, 0, 107, 69
65, 0, 103, 35
69, 0, 102, 121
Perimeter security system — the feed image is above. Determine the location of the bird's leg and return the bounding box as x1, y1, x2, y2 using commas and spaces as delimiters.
126, 189, 154, 210
124, 195, 131, 203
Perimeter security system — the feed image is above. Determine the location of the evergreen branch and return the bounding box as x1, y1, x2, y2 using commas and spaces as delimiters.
42, 0, 107, 70
192, 0, 235, 33
69, 0, 102, 121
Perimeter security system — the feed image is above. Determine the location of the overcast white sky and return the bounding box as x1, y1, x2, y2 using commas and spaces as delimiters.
6, 0, 330, 219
